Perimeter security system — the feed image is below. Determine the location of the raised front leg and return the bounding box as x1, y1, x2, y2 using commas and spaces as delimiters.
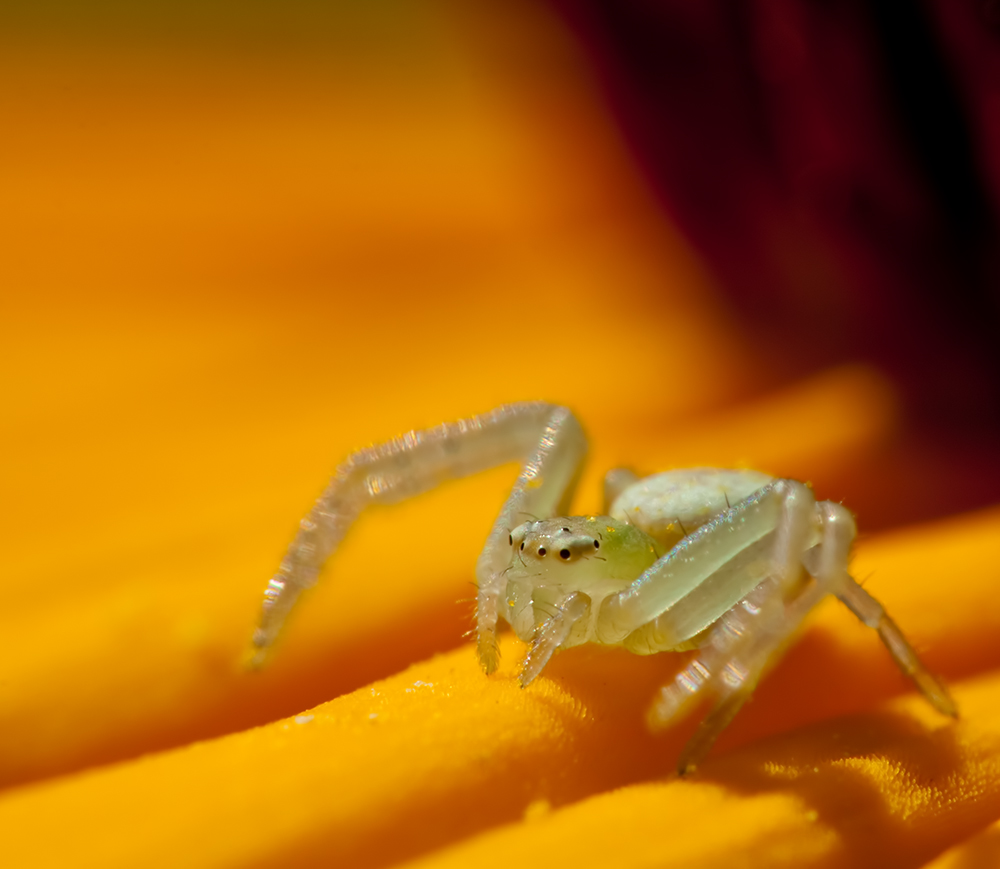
250, 403, 587, 671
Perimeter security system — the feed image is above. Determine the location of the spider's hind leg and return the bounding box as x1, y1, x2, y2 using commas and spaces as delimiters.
674, 683, 756, 777
836, 576, 957, 717
666, 499, 956, 774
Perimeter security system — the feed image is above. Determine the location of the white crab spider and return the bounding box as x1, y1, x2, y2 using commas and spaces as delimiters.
252, 403, 956, 773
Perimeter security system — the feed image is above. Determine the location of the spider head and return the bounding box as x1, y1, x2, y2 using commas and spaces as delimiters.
502, 516, 662, 641
506, 516, 661, 589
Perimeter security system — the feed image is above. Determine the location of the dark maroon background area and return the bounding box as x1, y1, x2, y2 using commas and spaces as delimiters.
551, 0, 1000, 429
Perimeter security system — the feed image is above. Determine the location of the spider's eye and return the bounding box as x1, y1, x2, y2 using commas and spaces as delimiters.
561, 527, 571, 533
520, 542, 525, 551
509, 534, 513, 546
593, 540, 600, 549
559, 549, 571, 560
537, 547, 546, 557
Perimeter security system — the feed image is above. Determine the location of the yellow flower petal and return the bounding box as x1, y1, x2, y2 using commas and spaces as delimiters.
0, 365, 898, 789
0, 504, 997, 868
399, 673, 1000, 869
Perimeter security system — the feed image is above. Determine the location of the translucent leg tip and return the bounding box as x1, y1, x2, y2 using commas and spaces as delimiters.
243, 648, 267, 671
477, 631, 499, 675
676, 758, 698, 778
919, 672, 959, 719
243, 628, 272, 671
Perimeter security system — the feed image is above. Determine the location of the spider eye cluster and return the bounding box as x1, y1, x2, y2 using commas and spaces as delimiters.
508, 520, 603, 565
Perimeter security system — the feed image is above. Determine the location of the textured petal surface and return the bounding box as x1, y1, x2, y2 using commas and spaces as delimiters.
1, 506, 999, 868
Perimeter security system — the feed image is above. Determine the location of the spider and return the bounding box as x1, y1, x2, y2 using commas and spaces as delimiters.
250, 402, 956, 773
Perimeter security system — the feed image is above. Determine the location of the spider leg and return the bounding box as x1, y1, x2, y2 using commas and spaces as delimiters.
836, 576, 957, 717
658, 500, 955, 774
648, 576, 791, 775
673, 679, 756, 778
473, 408, 588, 672
602, 467, 640, 512
596, 479, 816, 648
250, 403, 587, 670
519, 592, 589, 688
642, 484, 826, 773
